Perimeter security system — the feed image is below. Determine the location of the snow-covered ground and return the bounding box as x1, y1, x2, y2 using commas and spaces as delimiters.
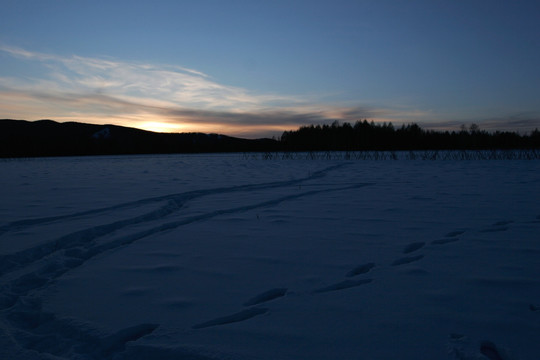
1, 153, 539, 360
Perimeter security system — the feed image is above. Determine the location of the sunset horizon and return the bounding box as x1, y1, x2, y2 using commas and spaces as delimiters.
1, 1, 539, 138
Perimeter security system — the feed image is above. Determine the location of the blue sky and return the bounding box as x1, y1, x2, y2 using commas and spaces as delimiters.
1, 0, 539, 137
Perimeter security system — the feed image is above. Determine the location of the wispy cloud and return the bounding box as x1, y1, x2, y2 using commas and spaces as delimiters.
0, 45, 296, 112
420, 112, 540, 134
2, 45, 344, 136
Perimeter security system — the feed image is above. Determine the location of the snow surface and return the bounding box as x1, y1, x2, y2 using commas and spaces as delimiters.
1, 153, 539, 360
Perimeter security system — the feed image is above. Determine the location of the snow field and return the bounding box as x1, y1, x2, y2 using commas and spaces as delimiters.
1, 154, 539, 359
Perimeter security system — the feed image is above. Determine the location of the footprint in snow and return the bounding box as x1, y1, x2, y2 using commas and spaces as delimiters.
101, 323, 159, 357
480, 226, 509, 233
192, 308, 268, 329
243, 288, 287, 306
527, 215, 540, 224
312, 279, 372, 294
346, 262, 375, 277
402, 242, 425, 254
449, 335, 512, 360
445, 230, 465, 237
493, 220, 514, 226
480, 341, 507, 360
391, 254, 424, 266
432, 238, 460, 245
479, 220, 514, 233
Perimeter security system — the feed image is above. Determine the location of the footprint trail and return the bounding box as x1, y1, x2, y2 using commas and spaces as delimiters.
243, 288, 288, 306
346, 262, 375, 277
402, 242, 425, 254
432, 238, 459, 245
192, 308, 268, 329
0, 163, 364, 357
391, 254, 424, 266
313, 279, 373, 294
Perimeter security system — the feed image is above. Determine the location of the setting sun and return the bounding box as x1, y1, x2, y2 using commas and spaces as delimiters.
137, 121, 186, 133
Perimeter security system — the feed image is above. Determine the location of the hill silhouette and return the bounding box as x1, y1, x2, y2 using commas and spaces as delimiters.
0, 119, 278, 157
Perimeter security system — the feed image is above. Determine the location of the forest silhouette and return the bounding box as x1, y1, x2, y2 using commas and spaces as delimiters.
280, 120, 540, 151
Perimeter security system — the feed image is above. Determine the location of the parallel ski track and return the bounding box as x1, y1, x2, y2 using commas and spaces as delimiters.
0, 163, 372, 360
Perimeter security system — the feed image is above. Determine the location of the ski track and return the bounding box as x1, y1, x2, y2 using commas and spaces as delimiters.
0, 163, 371, 359
0, 164, 345, 236
0, 164, 348, 276
1, 161, 538, 359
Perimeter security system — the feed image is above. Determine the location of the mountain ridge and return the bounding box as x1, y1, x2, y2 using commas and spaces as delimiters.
0, 119, 279, 157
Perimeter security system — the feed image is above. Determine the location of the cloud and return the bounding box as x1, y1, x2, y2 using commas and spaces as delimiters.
3, 45, 536, 137
2, 45, 389, 136
418, 112, 540, 134
2, 45, 345, 136
0, 87, 346, 133
0, 45, 296, 112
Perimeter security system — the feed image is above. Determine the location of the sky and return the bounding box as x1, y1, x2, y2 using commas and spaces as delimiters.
1, 0, 539, 138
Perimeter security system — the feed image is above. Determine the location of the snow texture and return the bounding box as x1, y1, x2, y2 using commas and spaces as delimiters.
1, 153, 539, 359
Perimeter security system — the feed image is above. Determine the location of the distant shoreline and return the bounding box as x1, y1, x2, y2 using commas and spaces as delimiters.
1, 119, 539, 158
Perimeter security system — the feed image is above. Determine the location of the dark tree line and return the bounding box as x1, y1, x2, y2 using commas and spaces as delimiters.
280, 120, 540, 151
